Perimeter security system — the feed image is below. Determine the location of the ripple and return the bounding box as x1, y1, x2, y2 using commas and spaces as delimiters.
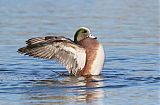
0, 0, 159, 104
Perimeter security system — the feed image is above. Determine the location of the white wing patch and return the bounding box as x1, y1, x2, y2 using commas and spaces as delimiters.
76, 50, 86, 70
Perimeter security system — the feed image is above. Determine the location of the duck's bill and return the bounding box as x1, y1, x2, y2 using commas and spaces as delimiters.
89, 35, 97, 39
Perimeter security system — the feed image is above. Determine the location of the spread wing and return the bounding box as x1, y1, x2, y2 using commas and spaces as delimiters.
18, 36, 86, 75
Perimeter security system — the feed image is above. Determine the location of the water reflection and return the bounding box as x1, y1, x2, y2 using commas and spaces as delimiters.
24, 75, 105, 104
70, 76, 105, 102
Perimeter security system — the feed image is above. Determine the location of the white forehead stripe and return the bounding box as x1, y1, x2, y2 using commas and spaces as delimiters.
79, 27, 91, 33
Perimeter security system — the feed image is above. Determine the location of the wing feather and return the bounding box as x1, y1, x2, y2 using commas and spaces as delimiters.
18, 36, 86, 75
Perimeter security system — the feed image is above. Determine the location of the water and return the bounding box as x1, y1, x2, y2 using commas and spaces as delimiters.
0, 0, 159, 105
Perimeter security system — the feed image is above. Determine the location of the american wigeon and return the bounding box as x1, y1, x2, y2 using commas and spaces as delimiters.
18, 27, 105, 76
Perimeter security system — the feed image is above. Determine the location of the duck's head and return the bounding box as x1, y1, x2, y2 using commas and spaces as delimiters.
74, 27, 97, 43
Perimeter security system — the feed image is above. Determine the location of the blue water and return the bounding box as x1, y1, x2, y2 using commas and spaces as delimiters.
0, 0, 159, 105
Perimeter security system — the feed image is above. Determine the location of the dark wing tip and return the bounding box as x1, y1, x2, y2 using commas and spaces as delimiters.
17, 47, 27, 54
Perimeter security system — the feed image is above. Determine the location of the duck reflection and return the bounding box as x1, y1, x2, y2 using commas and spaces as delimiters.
68, 75, 105, 102
23, 75, 105, 104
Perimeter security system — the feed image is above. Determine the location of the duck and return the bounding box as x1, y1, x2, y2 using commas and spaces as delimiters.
18, 27, 105, 76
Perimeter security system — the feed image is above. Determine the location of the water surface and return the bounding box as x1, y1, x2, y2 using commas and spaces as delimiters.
0, 0, 159, 105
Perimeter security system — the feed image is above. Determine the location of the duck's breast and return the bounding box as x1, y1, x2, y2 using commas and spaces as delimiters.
90, 43, 105, 75
78, 38, 105, 75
